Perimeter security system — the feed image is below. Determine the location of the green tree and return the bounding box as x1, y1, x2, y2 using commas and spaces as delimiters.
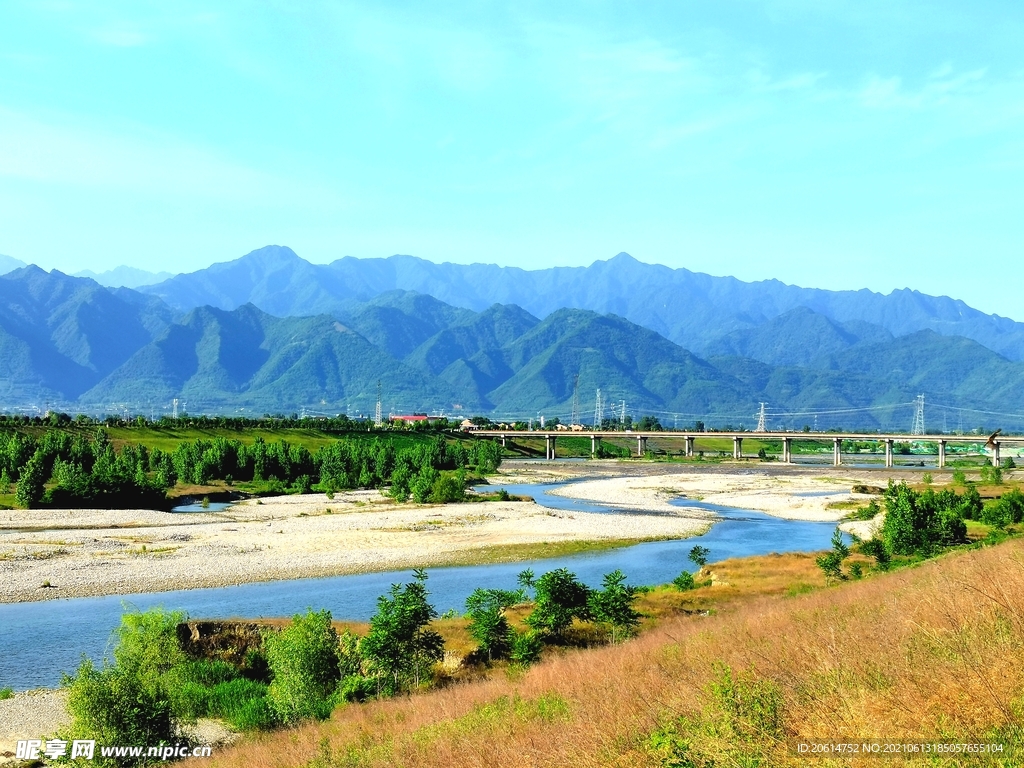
588, 570, 641, 642
263, 609, 341, 723
361, 569, 444, 695
688, 545, 710, 568
524, 568, 591, 638
465, 588, 524, 661
61, 608, 186, 765
15, 452, 47, 508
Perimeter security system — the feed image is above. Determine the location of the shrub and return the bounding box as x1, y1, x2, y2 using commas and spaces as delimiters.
63, 661, 176, 765
673, 571, 696, 591
264, 609, 342, 723
0, 687, 13, 700
509, 630, 543, 666
207, 678, 275, 730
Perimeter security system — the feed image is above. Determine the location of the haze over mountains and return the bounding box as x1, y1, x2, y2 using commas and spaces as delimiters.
2, 245, 1023, 431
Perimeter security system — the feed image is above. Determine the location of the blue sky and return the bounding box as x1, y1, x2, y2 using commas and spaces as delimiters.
1, 1, 1022, 318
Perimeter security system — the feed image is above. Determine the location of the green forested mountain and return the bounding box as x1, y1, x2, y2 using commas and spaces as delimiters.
0, 266, 174, 402
81, 304, 450, 414
3, 266, 1024, 430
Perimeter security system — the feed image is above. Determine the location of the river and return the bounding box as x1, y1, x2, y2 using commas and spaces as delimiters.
0, 480, 843, 691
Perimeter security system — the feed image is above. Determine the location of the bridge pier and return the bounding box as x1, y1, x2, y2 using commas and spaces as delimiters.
685, 436, 695, 458
884, 439, 894, 468
499, 434, 506, 448
733, 436, 743, 460
782, 437, 792, 464
591, 434, 599, 458
546, 435, 555, 460
938, 440, 946, 469
637, 435, 647, 457
833, 437, 842, 466
992, 441, 1001, 468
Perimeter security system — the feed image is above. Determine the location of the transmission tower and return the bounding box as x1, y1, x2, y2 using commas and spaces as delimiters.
619, 400, 627, 426
172, 398, 179, 419
374, 380, 383, 428
754, 402, 768, 433
570, 374, 581, 426
911, 394, 925, 436
593, 388, 603, 428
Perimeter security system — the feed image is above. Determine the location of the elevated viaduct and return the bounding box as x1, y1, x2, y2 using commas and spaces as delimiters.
471, 430, 1024, 468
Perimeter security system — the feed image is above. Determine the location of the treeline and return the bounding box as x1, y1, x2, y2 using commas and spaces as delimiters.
1, 430, 502, 508
0, 411, 457, 432
60, 566, 643, 765
818, 480, 1020, 582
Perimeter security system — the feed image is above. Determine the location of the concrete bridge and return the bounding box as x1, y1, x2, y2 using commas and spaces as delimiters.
470, 430, 1024, 468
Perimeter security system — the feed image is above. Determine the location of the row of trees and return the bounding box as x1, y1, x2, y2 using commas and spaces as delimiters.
816, 479, 1016, 582
61, 565, 644, 765
1, 429, 503, 508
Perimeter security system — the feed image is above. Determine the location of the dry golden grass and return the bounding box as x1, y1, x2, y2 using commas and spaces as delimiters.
192, 541, 1024, 768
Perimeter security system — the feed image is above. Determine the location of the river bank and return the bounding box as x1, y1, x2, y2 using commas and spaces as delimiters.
0, 460, 906, 605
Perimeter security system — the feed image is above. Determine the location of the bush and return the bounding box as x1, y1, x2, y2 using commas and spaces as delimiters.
673, 571, 696, 591
509, 630, 543, 666
226, 694, 278, 732
63, 661, 176, 765
207, 678, 274, 730
429, 469, 466, 503
264, 610, 342, 723
0, 687, 13, 700
982, 489, 1024, 528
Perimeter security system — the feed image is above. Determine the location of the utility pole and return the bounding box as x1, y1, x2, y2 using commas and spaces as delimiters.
593, 388, 603, 428
571, 373, 580, 427
374, 380, 383, 428
755, 403, 768, 433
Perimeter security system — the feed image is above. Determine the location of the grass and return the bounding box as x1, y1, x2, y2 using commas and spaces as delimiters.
0, 686, 13, 700
433, 537, 674, 567
191, 538, 1024, 768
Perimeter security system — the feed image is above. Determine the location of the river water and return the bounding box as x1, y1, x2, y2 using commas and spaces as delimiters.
0, 480, 843, 691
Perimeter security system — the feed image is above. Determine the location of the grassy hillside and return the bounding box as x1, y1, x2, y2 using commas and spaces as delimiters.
194, 539, 1024, 768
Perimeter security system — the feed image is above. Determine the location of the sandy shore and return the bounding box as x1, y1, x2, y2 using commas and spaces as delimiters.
0, 485, 709, 605
546, 468, 871, 521
0, 460, 908, 605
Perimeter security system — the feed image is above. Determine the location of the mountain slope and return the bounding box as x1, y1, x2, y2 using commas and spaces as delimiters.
81, 304, 454, 413
486, 309, 754, 417
703, 307, 893, 367
138, 248, 1024, 361
0, 267, 175, 401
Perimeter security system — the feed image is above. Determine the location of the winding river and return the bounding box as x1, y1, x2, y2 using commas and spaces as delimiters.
0, 481, 843, 691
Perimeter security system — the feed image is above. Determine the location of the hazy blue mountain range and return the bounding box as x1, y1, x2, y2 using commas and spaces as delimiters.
2, 256, 1023, 430
0, 267, 174, 402
138, 245, 1024, 362
75, 266, 176, 289
0, 254, 26, 275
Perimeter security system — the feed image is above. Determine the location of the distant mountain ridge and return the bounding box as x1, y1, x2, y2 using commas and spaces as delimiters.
138, 246, 1024, 362
2, 251, 1023, 430
0, 254, 26, 275
75, 266, 176, 289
